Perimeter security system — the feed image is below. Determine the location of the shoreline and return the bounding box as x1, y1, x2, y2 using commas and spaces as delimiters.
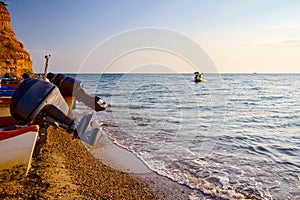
87, 127, 152, 174
0, 126, 194, 199
87, 127, 195, 199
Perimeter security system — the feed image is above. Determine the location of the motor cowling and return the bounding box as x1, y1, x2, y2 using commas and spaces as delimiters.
10, 78, 74, 128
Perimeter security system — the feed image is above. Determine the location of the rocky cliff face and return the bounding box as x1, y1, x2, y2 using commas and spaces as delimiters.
0, 2, 33, 78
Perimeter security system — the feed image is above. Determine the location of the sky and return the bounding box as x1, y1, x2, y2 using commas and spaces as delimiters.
6, 0, 300, 73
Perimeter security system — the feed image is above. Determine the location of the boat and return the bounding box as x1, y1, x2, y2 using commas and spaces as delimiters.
0, 76, 106, 183
0, 85, 16, 116
0, 75, 19, 109
194, 72, 205, 82
0, 85, 16, 96
0, 120, 39, 183
0, 78, 80, 183
9, 78, 105, 146
0, 74, 21, 88
195, 76, 205, 82
0, 74, 26, 116
0, 78, 78, 183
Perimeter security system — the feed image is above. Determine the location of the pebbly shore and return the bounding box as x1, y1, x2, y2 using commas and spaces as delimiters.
0, 126, 194, 200
0, 127, 157, 199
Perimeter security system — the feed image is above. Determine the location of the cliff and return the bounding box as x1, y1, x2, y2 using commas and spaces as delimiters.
0, 2, 33, 78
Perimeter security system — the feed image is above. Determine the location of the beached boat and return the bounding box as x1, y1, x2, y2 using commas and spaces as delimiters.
0, 74, 21, 88
0, 77, 74, 183
0, 85, 16, 96
0, 86, 16, 116
0, 76, 106, 184
9, 78, 105, 145
0, 120, 39, 183
0, 78, 78, 183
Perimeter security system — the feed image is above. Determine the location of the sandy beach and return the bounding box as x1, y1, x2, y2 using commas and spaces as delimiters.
0, 126, 193, 199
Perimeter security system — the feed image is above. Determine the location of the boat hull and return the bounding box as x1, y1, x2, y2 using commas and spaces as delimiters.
0, 125, 39, 183
195, 77, 205, 82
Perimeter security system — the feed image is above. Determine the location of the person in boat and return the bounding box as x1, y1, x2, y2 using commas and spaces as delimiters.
194, 72, 202, 81
195, 71, 205, 81
46, 72, 107, 112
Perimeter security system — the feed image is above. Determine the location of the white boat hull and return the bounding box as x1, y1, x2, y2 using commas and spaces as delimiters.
0, 125, 39, 183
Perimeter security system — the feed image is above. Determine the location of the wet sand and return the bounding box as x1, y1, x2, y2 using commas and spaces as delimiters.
88, 127, 194, 199
0, 126, 193, 199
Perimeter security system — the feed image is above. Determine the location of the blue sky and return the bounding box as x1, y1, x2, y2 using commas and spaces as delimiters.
7, 0, 300, 73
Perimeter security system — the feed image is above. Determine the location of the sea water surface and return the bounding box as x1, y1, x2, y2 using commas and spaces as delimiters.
72, 73, 299, 199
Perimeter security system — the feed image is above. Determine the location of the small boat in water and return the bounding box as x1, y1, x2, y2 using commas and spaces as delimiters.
0, 120, 39, 183
194, 72, 205, 82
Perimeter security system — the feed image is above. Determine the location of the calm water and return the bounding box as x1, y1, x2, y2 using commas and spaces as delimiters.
73, 73, 300, 199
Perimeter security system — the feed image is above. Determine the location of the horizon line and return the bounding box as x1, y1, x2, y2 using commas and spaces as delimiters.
34, 72, 300, 75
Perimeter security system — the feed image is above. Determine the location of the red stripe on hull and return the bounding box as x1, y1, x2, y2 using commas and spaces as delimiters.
0, 125, 39, 141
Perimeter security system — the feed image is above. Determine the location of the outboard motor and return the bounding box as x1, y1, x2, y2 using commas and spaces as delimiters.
46, 72, 107, 111
10, 78, 104, 157
10, 78, 75, 132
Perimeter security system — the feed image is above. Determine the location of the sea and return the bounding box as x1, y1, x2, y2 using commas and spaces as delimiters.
70, 73, 299, 199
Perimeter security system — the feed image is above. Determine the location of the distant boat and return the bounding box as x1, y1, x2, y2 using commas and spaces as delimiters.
0, 119, 39, 183
194, 72, 205, 83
